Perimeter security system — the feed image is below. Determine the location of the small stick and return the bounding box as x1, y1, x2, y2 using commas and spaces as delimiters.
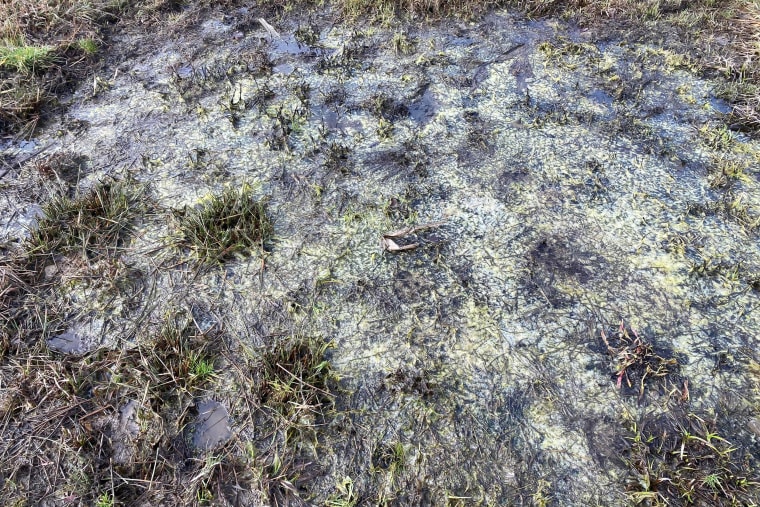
258, 18, 281, 40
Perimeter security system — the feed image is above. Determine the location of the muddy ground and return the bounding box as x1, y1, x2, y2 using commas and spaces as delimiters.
1, 3, 760, 506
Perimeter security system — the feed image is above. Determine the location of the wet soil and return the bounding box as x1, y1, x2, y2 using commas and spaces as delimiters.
1, 4, 760, 506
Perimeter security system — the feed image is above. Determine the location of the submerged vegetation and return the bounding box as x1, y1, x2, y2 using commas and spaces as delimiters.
1, 0, 760, 137
1, 0, 760, 505
625, 412, 758, 506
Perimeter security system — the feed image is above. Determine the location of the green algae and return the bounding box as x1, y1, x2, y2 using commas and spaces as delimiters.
1, 5, 760, 506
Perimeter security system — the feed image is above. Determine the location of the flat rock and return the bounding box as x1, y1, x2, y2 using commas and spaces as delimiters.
46, 319, 103, 355
192, 400, 232, 451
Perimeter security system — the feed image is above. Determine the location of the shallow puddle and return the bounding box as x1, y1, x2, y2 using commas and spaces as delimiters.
2, 4, 759, 505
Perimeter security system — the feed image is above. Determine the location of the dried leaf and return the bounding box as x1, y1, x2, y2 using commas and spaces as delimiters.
383, 227, 414, 239
381, 237, 418, 252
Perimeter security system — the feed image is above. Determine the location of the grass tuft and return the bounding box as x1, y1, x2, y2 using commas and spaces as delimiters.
177, 185, 273, 264
373, 440, 406, 477
238, 334, 336, 505
142, 312, 218, 395
0, 42, 53, 73
260, 335, 333, 417
95, 492, 114, 507
0, 76, 46, 136
76, 38, 99, 56
189, 351, 216, 382
708, 156, 750, 189
626, 413, 759, 506
600, 321, 681, 400
29, 179, 145, 259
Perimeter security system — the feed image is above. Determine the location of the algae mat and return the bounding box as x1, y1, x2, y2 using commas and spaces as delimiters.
1, 5, 760, 506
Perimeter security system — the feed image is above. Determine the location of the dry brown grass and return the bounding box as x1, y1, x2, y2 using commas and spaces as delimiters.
0, 0, 121, 137
723, 1, 760, 129
337, 0, 733, 19
0, 0, 135, 51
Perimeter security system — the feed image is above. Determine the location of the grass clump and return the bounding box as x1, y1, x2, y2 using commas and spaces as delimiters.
626, 413, 759, 506
189, 351, 216, 381
708, 156, 750, 189
0, 76, 46, 135
372, 441, 406, 478
600, 321, 682, 400
177, 185, 273, 264
95, 492, 115, 507
259, 335, 333, 419
144, 314, 218, 394
233, 334, 335, 505
0, 42, 53, 73
0, 178, 143, 351
76, 38, 99, 56
391, 31, 416, 54
699, 124, 737, 151
29, 179, 145, 259
0, 0, 121, 135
